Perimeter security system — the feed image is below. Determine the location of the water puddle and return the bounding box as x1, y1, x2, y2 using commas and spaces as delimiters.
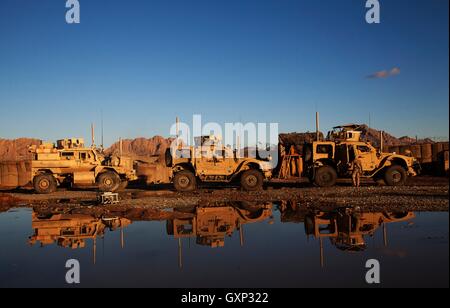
0, 202, 448, 287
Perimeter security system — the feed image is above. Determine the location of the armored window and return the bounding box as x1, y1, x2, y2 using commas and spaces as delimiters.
316, 144, 333, 154
357, 146, 371, 153
214, 149, 225, 158
61, 152, 75, 159
80, 153, 87, 160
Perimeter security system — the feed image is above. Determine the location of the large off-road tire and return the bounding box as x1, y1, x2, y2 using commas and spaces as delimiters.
173, 170, 197, 192
314, 166, 337, 187
33, 174, 57, 194
97, 171, 121, 192
240, 169, 264, 191
384, 165, 407, 186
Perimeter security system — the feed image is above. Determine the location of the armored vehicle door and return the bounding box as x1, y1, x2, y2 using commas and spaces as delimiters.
58, 150, 79, 168
77, 150, 96, 171
194, 145, 234, 176
335, 144, 350, 174
355, 144, 377, 171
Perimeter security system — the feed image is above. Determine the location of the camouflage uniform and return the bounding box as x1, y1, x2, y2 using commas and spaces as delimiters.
351, 158, 363, 187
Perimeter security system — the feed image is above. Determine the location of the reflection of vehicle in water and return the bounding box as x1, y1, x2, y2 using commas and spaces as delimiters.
304, 209, 415, 252
166, 203, 273, 248
276, 201, 416, 267
28, 211, 131, 255
26, 201, 417, 270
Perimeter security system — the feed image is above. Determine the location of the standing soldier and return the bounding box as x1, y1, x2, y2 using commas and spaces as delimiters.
351, 155, 363, 187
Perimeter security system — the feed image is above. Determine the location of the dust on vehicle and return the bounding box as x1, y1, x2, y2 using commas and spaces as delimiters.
28, 138, 137, 194
165, 135, 273, 192
303, 125, 420, 187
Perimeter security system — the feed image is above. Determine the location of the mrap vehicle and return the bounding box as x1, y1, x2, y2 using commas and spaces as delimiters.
28, 138, 137, 194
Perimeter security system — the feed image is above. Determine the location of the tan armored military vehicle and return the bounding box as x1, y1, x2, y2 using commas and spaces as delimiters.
165, 135, 273, 191
304, 208, 415, 251
28, 211, 131, 249
29, 138, 137, 194
166, 202, 273, 248
304, 125, 420, 187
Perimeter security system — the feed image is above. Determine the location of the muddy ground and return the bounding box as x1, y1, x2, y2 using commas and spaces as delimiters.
1, 176, 448, 213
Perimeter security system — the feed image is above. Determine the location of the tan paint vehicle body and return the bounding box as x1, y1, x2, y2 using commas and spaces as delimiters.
166, 203, 272, 247
305, 209, 415, 251
28, 211, 131, 249
29, 138, 137, 194
306, 127, 419, 187
165, 136, 273, 191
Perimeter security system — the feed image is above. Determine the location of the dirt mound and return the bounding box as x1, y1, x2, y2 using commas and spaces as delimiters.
361, 125, 434, 146
105, 136, 173, 159
0, 194, 21, 213
0, 138, 41, 162
279, 132, 323, 147
0, 127, 440, 163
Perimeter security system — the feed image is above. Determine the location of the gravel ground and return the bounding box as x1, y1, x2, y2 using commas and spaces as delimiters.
1, 176, 448, 212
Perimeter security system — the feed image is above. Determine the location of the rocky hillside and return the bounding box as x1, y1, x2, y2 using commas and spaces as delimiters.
0, 138, 41, 161
0, 136, 173, 162
0, 127, 440, 162
362, 125, 434, 146
105, 136, 173, 159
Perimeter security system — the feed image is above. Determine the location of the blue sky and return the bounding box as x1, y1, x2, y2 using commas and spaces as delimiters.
0, 0, 448, 146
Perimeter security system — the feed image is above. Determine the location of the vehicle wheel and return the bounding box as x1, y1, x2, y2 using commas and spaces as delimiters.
33, 174, 57, 194
97, 172, 121, 192
314, 166, 337, 187
173, 170, 197, 192
384, 165, 407, 186
240, 169, 264, 191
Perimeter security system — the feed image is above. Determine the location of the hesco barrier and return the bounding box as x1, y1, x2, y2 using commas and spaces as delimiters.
387, 142, 449, 176
0, 161, 32, 190
421, 144, 433, 163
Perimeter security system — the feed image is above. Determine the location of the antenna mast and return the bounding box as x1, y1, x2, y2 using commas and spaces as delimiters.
101, 110, 104, 151
91, 123, 95, 147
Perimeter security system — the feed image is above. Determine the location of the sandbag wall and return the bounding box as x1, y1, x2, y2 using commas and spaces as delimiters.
387, 142, 449, 176
0, 161, 32, 190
